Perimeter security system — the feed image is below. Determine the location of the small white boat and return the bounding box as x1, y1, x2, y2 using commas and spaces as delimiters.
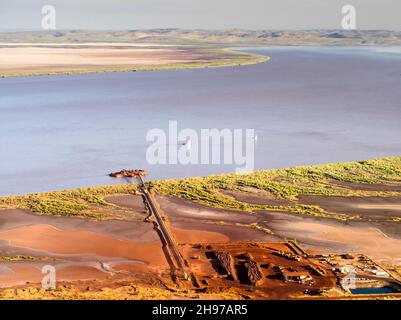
185, 138, 192, 150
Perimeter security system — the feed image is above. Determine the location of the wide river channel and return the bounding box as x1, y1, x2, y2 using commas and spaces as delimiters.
0, 46, 400, 196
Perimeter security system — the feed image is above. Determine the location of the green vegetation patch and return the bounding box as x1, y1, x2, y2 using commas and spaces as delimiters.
0, 255, 49, 262
0, 184, 137, 219
1, 157, 400, 221
148, 156, 401, 220
0, 284, 245, 300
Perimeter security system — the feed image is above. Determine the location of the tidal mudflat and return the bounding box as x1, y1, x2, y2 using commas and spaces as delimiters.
1, 157, 401, 299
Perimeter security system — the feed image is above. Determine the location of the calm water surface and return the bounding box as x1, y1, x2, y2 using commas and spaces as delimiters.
0, 46, 400, 196
350, 287, 395, 295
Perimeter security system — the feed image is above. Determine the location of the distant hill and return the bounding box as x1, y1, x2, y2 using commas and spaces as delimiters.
0, 29, 400, 46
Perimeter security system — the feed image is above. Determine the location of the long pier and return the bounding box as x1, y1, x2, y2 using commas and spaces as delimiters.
137, 175, 189, 280
109, 169, 191, 283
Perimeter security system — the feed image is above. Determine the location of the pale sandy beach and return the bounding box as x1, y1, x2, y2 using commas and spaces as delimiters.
0, 43, 260, 77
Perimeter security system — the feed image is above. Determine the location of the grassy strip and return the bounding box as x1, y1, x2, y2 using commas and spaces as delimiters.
0, 47, 269, 78
1, 156, 400, 219
0, 255, 49, 261
148, 156, 401, 220
0, 284, 245, 300
0, 184, 137, 219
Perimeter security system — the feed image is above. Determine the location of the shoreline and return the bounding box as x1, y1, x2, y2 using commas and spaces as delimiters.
1, 155, 401, 217
0, 46, 269, 79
